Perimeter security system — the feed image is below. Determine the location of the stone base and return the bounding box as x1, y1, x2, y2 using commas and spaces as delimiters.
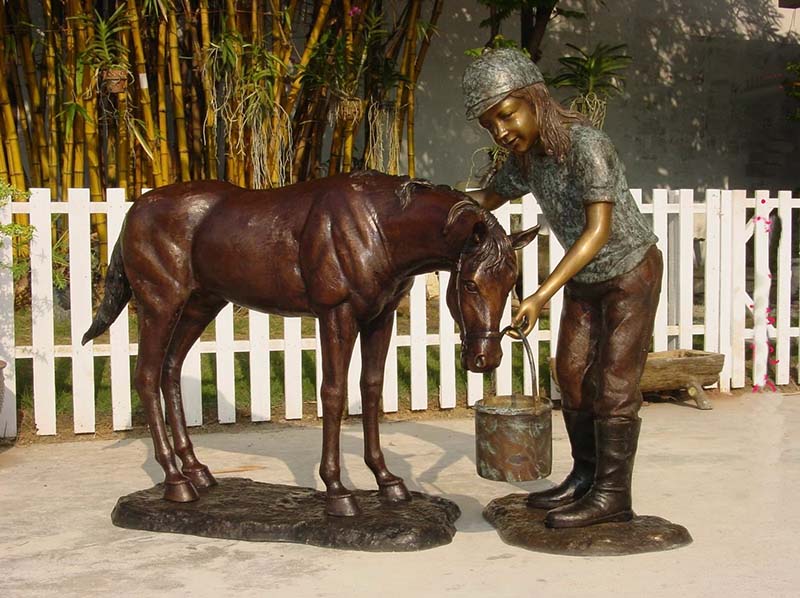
111, 477, 460, 552
483, 493, 692, 556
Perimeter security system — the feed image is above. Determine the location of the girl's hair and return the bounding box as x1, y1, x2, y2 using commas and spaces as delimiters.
509, 82, 587, 164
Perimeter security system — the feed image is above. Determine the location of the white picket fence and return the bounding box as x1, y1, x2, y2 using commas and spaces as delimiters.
0, 187, 797, 438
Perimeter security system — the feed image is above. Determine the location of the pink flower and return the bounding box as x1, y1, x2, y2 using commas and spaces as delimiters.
349, 6, 362, 17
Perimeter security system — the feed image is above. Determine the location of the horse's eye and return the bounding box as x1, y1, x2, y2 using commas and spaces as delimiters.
463, 280, 479, 293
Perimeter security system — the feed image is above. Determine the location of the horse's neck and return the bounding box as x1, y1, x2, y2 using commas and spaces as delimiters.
386, 199, 476, 277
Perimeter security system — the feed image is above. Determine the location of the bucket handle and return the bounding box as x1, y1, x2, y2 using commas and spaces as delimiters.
502, 324, 545, 403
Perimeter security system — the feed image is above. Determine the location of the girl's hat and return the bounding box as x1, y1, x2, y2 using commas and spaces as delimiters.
462, 48, 544, 120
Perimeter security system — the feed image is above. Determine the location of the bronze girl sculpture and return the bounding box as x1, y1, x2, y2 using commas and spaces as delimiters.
463, 49, 662, 529
83, 171, 537, 517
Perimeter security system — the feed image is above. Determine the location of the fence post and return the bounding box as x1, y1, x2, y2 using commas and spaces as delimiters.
775, 191, 793, 386
704, 190, 721, 355
383, 313, 399, 412
653, 189, 669, 352
752, 190, 771, 388
284, 316, 303, 419
249, 310, 271, 421
678, 189, 695, 350
29, 188, 56, 435
347, 328, 363, 415
548, 226, 565, 403
495, 202, 513, 396
409, 274, 428, 410
521, 193, 539, 396
438, 271, 456, 409
215, 303, 236, 423
67, 188, 96, 433
718, 190, 733, 392
730, 190, 747, 389
106, 189, 133, 430
0, 196, 17, 438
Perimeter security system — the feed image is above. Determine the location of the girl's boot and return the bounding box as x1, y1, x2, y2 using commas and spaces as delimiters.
526, 409, 595, 509
544, 417, 640, 528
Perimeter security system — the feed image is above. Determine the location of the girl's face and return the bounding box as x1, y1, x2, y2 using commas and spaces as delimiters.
478, 95, 540, 155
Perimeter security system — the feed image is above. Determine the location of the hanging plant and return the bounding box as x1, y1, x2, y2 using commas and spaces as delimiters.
76, 5, 131, 95
548, 42, 632, 128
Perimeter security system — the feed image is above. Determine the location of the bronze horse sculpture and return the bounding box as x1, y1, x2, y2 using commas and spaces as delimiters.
83, 170, 537, 517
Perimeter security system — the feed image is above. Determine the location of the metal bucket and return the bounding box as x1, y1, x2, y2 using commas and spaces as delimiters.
475, 333, 552, 482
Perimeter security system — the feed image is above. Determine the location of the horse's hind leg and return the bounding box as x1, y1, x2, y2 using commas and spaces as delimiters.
360, 311, 411, 502
135, 302, 199, 502
161, 295, 226, 489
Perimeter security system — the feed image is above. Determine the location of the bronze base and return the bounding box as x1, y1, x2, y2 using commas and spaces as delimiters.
112, 477, 460, 552
484, 493, 692, 556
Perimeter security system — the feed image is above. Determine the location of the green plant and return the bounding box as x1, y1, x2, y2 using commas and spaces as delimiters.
549, 42, 632, 128
0, 181, 33, 282
76, 5, 130, 84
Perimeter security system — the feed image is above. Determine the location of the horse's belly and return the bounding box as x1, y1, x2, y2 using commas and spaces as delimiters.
204, 269, 312, 316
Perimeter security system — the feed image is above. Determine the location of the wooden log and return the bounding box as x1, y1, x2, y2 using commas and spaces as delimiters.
550, 350, 725, 410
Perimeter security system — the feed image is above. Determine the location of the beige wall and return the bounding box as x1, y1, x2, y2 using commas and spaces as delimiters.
412, 1, 800, 192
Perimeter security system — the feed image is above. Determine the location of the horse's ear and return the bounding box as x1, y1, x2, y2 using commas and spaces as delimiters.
471, 221, 488, 246
509, 225, 540, 250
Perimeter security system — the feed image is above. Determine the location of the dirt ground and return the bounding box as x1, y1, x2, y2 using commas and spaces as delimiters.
6, 383, 781, 448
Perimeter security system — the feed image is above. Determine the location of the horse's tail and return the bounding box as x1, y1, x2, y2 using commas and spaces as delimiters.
81, 240, 131, 345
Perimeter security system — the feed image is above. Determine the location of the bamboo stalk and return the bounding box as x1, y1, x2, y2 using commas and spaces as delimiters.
117, 90, 130, 195
126, 0, 164, 187
71, 0, 89, 189
9, 49, 36, 185
328, 120, 344, 176
157, 20, 171, 182
414, 0, 443, 83
78, 0, 108, 268
0, 131, 9, 184
61, 2, 77, 191
18, 0, 50, 186
405, 0, 421, 178
0, 9, 26, 190
43, 0, 59, 196
188, 66, 204, 180
389, 1, 418, 175
291, 86, 324, 181
284, 0, 333, 116
198, 0, 218, 179
168, 8, 190, 181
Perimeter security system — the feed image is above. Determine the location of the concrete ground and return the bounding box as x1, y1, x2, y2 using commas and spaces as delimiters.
1, 391, 798, 598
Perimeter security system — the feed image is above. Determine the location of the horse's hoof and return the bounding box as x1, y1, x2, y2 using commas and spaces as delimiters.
183, 465, 217, 489
380, 479, 411, 502
326, 493, 361, 517
163, 479, 199, 503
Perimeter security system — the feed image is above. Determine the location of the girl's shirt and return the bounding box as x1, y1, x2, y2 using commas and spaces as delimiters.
491, 124, 657, 284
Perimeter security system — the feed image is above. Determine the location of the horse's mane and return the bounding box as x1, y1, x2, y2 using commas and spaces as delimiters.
350, 170, 513, 272
445, 200, 514, 273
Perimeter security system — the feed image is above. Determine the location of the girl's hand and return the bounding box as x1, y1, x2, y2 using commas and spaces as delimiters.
510, 295, 544, 338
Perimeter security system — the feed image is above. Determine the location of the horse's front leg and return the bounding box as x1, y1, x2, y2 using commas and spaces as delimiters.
318, 306, 360, 516
360, 311, 411, 502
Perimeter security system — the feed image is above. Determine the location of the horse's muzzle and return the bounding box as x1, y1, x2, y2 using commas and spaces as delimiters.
461, 335, 503, 373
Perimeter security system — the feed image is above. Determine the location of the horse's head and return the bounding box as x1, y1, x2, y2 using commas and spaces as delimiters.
444, 201, 539, 373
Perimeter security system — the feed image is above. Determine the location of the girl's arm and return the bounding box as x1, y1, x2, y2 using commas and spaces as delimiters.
511, 201, 612, 337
